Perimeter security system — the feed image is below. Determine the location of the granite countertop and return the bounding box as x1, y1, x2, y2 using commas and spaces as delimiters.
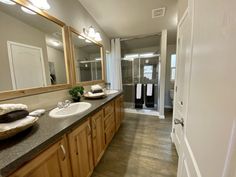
0, 91, 122, 177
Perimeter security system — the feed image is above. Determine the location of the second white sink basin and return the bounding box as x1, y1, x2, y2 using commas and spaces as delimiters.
105, 90, 119, 95
49, 102, 92, 118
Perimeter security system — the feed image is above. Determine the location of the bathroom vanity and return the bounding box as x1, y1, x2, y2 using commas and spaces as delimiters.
0, 92, 124, 177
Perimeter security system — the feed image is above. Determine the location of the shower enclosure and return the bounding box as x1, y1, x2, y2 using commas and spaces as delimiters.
121, 55, 159, 111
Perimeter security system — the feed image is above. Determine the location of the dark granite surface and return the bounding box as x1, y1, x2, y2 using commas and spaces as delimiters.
0, 91, 122, 177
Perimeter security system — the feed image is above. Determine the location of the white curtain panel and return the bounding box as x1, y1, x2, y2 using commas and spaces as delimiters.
107, 38, 122, 90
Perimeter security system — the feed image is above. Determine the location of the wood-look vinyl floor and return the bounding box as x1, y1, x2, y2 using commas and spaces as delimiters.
92, 111, 178, 177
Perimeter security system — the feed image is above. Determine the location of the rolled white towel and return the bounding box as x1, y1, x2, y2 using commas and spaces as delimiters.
0, 104, 28, 116
91, 84, 102, 92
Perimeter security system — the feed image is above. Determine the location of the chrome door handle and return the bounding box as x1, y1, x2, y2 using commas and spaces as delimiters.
174, 118, 184, 127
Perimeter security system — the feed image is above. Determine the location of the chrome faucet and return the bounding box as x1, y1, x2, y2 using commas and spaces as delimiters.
57, 100, 71, 109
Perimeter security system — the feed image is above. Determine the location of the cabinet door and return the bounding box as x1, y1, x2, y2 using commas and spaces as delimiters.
68, 119, 94, 177
120, 95, 124, 122
91, 110, 105, 165
115, 97, 121, 131
10, 137, 71, 177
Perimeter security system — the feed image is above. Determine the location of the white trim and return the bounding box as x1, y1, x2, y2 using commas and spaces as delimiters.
124, 108, 159, 117
164, 105, 173, 109
184, 136, 202, 177
7, 41, 47, 89
159, 114, 165, 119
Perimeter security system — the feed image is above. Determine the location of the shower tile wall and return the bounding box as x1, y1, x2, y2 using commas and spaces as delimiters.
121, 57, 159, 110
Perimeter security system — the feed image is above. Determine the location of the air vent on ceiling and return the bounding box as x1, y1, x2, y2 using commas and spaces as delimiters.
152, 7, 166, 18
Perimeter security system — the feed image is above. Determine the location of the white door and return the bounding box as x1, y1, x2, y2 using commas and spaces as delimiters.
8, 41, 47, 90
172, 8, 197, 177
173, 0, 236, 176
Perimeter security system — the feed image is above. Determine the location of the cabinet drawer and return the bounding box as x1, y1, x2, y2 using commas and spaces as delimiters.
103, 101, 114, 117
105, 122, 115, 145
104, 112, 115, 131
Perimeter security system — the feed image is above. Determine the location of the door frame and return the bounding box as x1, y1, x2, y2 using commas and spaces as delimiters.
7, 41, 47, 90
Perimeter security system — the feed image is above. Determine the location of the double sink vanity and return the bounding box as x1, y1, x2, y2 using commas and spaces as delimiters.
0, 92, 124, 177
0, 1, 123, 177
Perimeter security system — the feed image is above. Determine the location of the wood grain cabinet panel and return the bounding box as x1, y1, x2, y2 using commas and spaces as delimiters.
9, 137, 71, 177
68, 119, 94, 177
91, 110, 105, 166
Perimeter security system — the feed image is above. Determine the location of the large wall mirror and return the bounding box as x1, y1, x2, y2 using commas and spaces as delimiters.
0, 0, 70, 100
70, 28, 104, 84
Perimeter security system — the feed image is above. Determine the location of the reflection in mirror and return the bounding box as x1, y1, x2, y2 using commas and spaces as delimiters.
0, 2, 68, 92
71, 32, 102, 83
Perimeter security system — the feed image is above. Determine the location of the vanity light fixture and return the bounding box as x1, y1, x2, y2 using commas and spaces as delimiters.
21, 6, 36, 15
94, 32, 102, 42
0, 0, 16, 5
95, 58, 102, 61
29, 0, 50, 10
82, 26, 102, 42
88, 26, 96, 38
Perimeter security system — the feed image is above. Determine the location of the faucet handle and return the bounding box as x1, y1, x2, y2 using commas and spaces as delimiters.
64, 100, 71, 108
57, 102, 64, 109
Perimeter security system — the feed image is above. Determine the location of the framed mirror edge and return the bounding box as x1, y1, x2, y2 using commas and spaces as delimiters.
68, 26, 106, 86
0, 84, 72, 101
0, 0, 73, 101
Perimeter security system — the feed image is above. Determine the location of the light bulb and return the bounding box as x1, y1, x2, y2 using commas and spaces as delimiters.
88, 26, 95, 38
29, 0, 50, 10
95, 32, 102, 41
0, 0, 16, 5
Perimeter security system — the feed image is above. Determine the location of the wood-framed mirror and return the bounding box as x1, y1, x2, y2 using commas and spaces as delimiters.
69, 27, 105, 86
0, 0, 72, 101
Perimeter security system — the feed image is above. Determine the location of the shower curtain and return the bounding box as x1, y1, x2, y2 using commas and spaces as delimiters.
107, 38, 122, 90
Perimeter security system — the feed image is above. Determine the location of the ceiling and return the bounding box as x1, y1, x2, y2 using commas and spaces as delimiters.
78, 0, 178, 44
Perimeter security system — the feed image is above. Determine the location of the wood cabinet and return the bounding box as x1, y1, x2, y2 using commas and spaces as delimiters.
8, 94, 124, 177
68, 119, 94, 177
9, 137, 71, 177
115, 95, 124, 131
91, 110, 105, 166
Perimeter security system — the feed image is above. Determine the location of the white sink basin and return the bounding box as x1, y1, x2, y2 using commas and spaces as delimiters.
49, 102, 92, 118
105, 90, 119, 95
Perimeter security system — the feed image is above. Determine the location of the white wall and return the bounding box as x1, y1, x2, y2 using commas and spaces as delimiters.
47, 0, 110, 51
47, 46, 67, 84
165, 45, 176, 108
0, 10, 50, 91
0, 0, 109, 108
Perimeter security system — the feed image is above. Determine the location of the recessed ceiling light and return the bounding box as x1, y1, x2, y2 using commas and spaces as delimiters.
0, 0, 16, 5
140, 53, 154, 58
29, 0, 50, 10
21, 6, 36, 15
124, 54, 139, 59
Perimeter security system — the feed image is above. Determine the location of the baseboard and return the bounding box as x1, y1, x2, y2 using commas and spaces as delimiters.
165, 105, 173, 109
